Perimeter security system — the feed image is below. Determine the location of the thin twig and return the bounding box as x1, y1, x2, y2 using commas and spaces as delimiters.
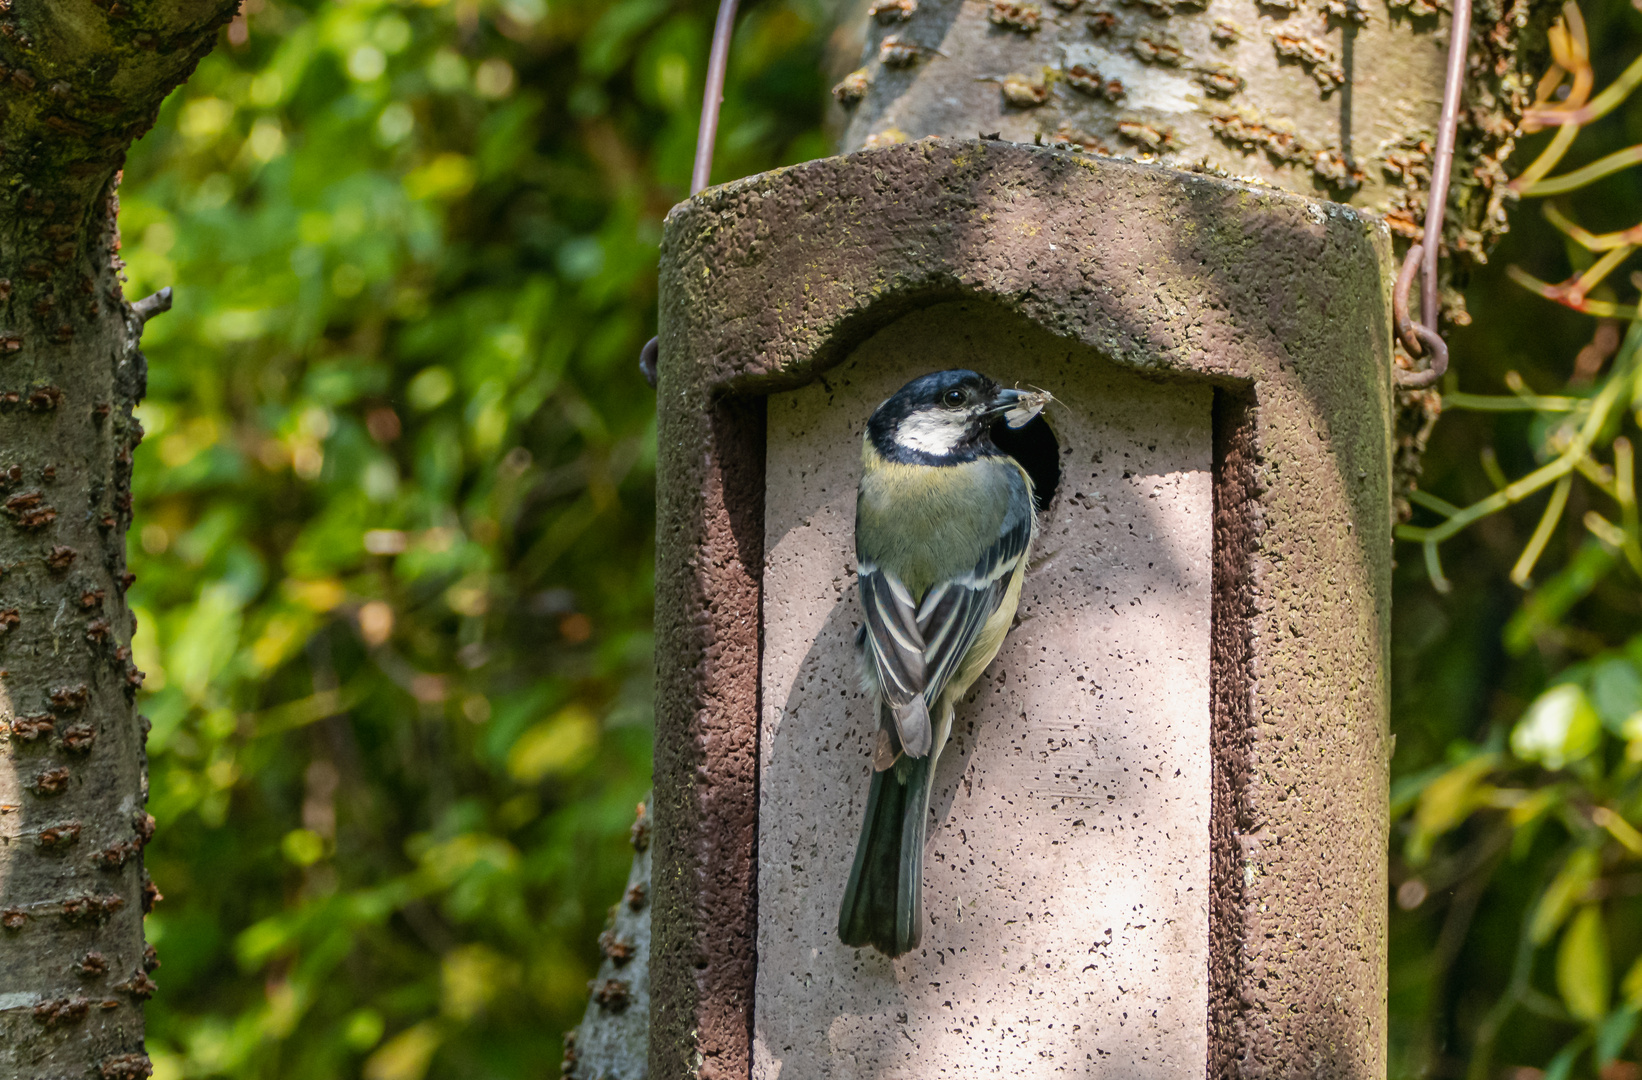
1398, 324, 1642, 571
1573, 453, 1617, 500
1571, 245, 1637, 303
1507, 265, 1642, 318
1519, 144, 1642, 197
1544, 203, 1642, 252
1615, 436, 1642, 575
1512, 123, 1583, 192
1524, 50, 1642, 129
1442, 390, 1580, 412
1410, 489, 1463, 517
1467, 906, 1552, 1080
1511, 473, 1573, 585
132, 287, 173, 324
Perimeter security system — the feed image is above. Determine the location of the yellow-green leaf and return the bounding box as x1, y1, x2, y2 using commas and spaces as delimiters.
1512, 683, 1603, 769
441, 943, 518, 1022
363, 1021, 442, 1080
403, 153, 476, 201
1406, 754, 1499, 865
1622, 953, 1642, 1008
1533, 848, 1602, 944
505, 704, 599, 782
280, 828, 325, 867
1557, 905, 1611, 1023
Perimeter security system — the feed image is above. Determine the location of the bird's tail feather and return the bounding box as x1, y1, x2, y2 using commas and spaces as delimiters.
838, 738, 933, 958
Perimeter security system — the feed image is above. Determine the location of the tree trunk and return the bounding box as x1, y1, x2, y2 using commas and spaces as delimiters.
834, 0, 1540, 257
0, 5, 235, 1078
561, 799, 653, 1080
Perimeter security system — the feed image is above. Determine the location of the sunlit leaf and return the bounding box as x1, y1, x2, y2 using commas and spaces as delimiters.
1557, 905, 1612, 1023
440, 944, 518, 1021
281, 829, 326, 867
1533, 848, 1602, 944
1512, 683, 1603, 769
506, 704, 600, 782
344, 1009, 387, 1051
1406, 753, 1500, 865
1590, 656, 1642, 734
363, 1021, 443, 1080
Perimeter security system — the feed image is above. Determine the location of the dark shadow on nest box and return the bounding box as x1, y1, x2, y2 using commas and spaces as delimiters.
990, 414, 1059, 514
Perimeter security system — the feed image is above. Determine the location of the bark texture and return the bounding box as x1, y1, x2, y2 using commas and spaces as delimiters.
835, 0, 1545, 268
0, 5, 236, 1079
561, 799, 653, 1080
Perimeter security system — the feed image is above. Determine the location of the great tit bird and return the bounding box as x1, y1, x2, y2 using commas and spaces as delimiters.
838, 369, 1050, 958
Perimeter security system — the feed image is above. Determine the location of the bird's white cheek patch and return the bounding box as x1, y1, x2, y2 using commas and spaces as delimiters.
894, 411, 969, 455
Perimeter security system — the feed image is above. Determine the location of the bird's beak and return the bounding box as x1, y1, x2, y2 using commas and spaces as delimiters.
985, 387, 1052, 429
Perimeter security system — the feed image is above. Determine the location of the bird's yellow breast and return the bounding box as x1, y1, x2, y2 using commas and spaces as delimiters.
856, 437, 1031, 598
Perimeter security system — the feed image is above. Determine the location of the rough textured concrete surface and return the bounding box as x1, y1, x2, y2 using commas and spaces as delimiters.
757, 306, 1213, 1078
653, 138, 1393, 1080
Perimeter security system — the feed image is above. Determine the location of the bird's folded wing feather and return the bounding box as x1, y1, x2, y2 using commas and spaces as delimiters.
915, 502, 1032, 695
858, 485, 1033, 760
858, 565, 926, 708
858, 565, 936, 757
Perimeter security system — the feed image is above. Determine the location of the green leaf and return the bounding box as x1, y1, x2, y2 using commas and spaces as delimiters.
1505, 540, 1619, 655
1621, 952, 1642, 1008
1557, 905, 1612, 1023
1512, 683, 1603, 769
281, 829, 326, 867
1542, 1035, 1591, 1080
363, 1021, 442, 1080
1591, 657, 1642, 734
505, 705, 600, 783
1406, 753, 1499, 865
1532, 848, 1602, 944
1596, 1005, 1639, 1068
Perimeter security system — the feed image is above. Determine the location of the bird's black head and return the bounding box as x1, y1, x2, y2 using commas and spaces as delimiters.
867, 369, 1033, 465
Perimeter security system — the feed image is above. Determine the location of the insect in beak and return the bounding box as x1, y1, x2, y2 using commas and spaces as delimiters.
987, 386, 1054, 429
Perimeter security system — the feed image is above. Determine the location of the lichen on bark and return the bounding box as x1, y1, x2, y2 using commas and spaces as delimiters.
834, 0, 1547, 254
0, 4, 237, 1078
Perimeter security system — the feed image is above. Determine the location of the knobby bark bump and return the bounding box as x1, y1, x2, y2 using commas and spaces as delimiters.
0, 4, 237, 1078
561, 799, 652, 1080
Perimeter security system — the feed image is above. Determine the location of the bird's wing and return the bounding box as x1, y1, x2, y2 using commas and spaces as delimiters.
914, 493, 1033, 700
858, 565, 934, 758
858, 474, 1034, 761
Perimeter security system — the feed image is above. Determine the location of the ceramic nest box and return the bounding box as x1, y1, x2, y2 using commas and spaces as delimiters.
650, 137, 1394, 1079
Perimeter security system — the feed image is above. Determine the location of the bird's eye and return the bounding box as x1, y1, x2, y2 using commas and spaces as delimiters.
942, 389, 966, 407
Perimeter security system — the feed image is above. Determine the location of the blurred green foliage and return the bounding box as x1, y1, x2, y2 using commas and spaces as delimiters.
1390, 3, 1642, 1076
121, 0, 1642, 1077
121, 2, 834, 1077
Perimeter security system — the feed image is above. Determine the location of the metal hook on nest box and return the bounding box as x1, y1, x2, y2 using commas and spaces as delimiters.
1391, 0, 1469, 391
639, 0, 741, 390
1393, 244, 1449, 389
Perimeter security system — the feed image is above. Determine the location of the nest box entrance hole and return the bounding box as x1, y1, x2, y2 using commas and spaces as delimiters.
991, 412, 1059, 514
